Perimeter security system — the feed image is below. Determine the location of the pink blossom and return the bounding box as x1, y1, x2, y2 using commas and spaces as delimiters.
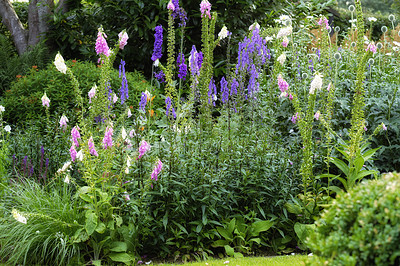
291, 113, 298, 124
289, 94, 293, 101
95, 28, 110, 57
88, 85, 96, 104
41, 92, 50, 107
118, 31, 129, 50
282, 37, 289, 47
151, 160, 163, 181
167, 0, 175, 11
88, 136, 98, 157
129, 129, 136, 138
138, 140, 150, 159
127, 109, 132, 118
200, 0, 211, 19
103, 126, 114, 149
59, 115, 68, 130
317, 17, 329, 30
70, 144, 77, 162
71, 126, 81, 147
277, 74, 289, 93
382, 123, 387, 131
314, 111, 320, 120
366, 43, 377, 54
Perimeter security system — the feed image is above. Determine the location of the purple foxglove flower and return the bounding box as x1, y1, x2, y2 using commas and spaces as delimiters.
70, 144, 77, 162
118, 30, 129, 50
200, 0, 211, 19
71, 126, 81, 147
138, 140, 150, 159
291, 113, 298, 124
95, 28, 110, 57
103, 126, 114, 149
88, 137, 98, 157
277, 75, 289, 93
151, 159, 163, 181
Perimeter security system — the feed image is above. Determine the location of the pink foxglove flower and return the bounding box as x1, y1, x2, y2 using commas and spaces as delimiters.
88, 84, 96, 103
138, 140, 150, 159
366, 42, 377, 54
71, 126, 81, 147
88, 136, 98, 156
118, 30, 129, 49
167, 0, 175, 11
282, 37, 289, 47
129, 129, 136, 138
95, 28, 110, 57
151, 159, 163, 181
41, 92, 50, 107
200, 0, 211, 19
277, 74, 289, 93
289, 94, 293, 101
314, 111, 320, 120
103, 126, 114, 149
59, 115, 68, 130
382, 123, 387, 131
291, 113, 298, 124
70, 144, 77, 162
317, 17, 329, 30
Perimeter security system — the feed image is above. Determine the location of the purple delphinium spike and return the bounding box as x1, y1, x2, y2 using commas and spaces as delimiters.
231, 78, 238, 96
151, 26, 163, 62
119, 60, 129, 105
177, 53, 187, 80
139, 92, 147, 111
208, 78, 217, 106
309, 59, 314, 73
165, 97, 176, 119
154, 70, 165, 83
220, 77, 229, 104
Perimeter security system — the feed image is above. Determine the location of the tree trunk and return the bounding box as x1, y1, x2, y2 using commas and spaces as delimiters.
0, 0, 28, 55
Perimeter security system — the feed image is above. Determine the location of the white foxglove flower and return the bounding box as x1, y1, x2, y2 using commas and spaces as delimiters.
154, 59, 159, 67
57, 161, 72, 174
4, 125, 11, 133
218, 26, 229, 40
249, 22, 260, 31
125, 155, 131, 174
277, 53, 286, 65
113, 93, 118, 104
12, 209, 27, 224
276, 26, 292, 39
54, 53, 67, 74
41, 92, 50, 108
64, 175, 70, 184
309, 73, 323, 94
76, 150, 84, 161
88, 84, 97, 103
0, 105, 5, 112
265, 36, 274, 42
121, 127, 127, 140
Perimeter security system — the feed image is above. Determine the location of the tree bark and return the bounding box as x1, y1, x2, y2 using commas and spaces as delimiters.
0, 0, 28, 55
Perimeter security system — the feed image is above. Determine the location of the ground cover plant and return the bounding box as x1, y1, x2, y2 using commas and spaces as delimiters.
0, 0, 399, 265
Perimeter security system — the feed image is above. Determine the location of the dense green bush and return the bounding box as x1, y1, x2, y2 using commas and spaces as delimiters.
306, 172, 400, 265
3, 59, 159, 125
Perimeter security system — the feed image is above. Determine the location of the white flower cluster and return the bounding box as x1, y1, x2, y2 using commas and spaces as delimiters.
309, 73, 323, 94
12, 209, 27, 224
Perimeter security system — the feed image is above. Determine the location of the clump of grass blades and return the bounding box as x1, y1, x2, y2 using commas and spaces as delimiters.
0, 180, 84, 265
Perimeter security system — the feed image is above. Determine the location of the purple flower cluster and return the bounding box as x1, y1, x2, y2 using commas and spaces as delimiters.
119, 60, 129, 105
154, 70, 165, 83
151, 159, 163, 181
88, 137, 98, 157
220, 77, 229, 104
189, 46, 203, 77
71, 126, 81, 147
70, 145, 77, 162
151, 26, 163, 62
139, 92, 147, 111
95, 29, 110, 57
230, 78, 238, 96
171, 0, 188, 27
208, 78, 217, 106
200, 0, 211, 19
138, 140, 150, 159
177, 53, 187, 80
165, 96, 177, 119
103, 126, 113, 149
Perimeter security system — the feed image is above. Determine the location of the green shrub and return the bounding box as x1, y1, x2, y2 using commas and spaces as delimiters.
306, 172, 400, 265
3, 59, 159, 125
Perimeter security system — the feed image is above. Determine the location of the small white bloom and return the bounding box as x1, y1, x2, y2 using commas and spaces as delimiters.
0, 105, 5, 112
76, 150, 84, 161
121, 127, 127, 140
54, 52, 67, 74
280, 91, 288, 98
249, 22, 260, 31
125, 155, 131, 174
4, 125, 11, 133
161, 136, 165, 142
277, 53, 286, 65
64, 175, 70, 184
309, 73, 323, 94
308, 253, 313, 257
113, 93, 118, 104
213, 94, 217, 101
144, 90, 151, 99
265, 36, 274, 42
12, 209, 27, 224
279, 15, 291, 24
218, 26, 229, 40
368, 17, 377, 22
58, 161, 72, 174
154, 59, 159, 67
393, 41, 400, 47
276, 26, 292, 39
88, 84, 97, 103
127, 108, 132, 118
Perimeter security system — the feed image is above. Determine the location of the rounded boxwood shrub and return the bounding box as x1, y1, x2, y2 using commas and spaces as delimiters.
3, 59, 159, 125
306, 172, 400, 265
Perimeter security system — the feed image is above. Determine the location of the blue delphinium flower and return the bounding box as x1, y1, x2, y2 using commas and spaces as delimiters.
220, 77, 229, 104
139, 92, 147, 111
165, 96, 176, 119
151, 25, 163, 62
154, 70, 165, 83
119, 60, 129, 105
177, 53, 187, 80
208, 78, 217, 106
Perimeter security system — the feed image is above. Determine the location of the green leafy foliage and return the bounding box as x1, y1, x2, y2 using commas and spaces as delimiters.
306, 172, 400, 265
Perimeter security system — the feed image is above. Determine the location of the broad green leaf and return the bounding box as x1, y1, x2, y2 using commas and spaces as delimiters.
227, 218, 236, 234
327, 186, 343, 194
234, 252, 244, 258
72, 228, 89, 243
85, 211, 98, 236
92, 260, 101, 266
356, 170, 377, 181
163, 213, 168, 229
250, 220, 274, 236
95, 222, 106, 234
363, 147, 380, 161
115, 215, 123, 227
109, 241, 128, 252
330, 157, 349, 176
224, 245, 235, 257
108, 252, 132, 264
217, 227, 233, 241
354, 156, 365, 173
284, 202, 302, 215
211, 239, 229, 247
249, 237, 261, 244
294, 222, 315, 244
